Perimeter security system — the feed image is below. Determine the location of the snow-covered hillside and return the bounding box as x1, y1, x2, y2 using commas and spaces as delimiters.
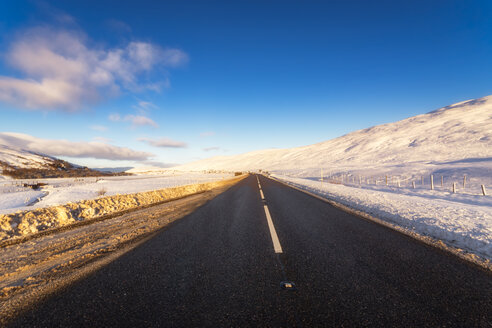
0, 145, 56, 169
175, 95, 492, 175
0, 144, 113, 179
0, 145, 57, 178
172, 95, 492, 263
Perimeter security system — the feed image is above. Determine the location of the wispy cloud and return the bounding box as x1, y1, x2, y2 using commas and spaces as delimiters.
35, 1, 78, 25
90, 125, 108, 132
0, 132, 153, 161
0, 26, 188, 111
133, 100, 158, 114
105, 19, 132, 33
138, 137, 187, 148
203, 146, 220, 151
200, 131, 216, 137
109, 113, 158, 128
124, 115, 159, 128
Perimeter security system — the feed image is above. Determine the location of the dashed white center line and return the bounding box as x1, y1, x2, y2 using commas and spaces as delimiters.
257, 177, 283, 254
263, 204, 283, 253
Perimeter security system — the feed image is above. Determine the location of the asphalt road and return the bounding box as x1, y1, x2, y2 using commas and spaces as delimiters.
8, 175, 492, 327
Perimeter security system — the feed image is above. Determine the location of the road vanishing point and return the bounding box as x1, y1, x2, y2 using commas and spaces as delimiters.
8, 175, 492, 327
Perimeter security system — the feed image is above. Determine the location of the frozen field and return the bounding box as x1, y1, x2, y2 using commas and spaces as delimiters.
273, 173, 492, 262
0, 172, 233, 215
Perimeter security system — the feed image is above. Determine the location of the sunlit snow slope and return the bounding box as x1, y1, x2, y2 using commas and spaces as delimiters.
176, 96, 492, 174
0, 145, 56, 171
0, 144, 103, 179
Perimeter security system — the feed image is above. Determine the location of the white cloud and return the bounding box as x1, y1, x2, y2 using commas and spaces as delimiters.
161, 48, 189, 67
90, 125, 108, 132
128, 42, 159, 70
109, 113, 158, 128
0, 27, 188, 111
125, 115, 159, 128
0, 132, 153, 161
139, 137, 187, 148
133, 100, 158, 113
0, 76, 91, 111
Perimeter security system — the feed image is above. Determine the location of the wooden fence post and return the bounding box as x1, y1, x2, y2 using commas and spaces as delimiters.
463, 175, 466, 188
430, 175, 434, 190
453, 182, 456, 193
412, 181, 416, 189
482, 185, 487, 196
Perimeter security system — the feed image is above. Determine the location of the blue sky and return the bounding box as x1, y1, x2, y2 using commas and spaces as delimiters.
0, 0, 491, 168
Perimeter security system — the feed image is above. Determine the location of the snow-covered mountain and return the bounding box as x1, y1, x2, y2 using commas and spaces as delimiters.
0, 145, 58, 171
0, 145, 117, 179
175, 95, 492, 176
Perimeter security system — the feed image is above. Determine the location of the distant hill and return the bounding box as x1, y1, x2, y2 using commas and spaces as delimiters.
91, 167, 134, 173
0, 145, 127, 179
174, 95, 492, 176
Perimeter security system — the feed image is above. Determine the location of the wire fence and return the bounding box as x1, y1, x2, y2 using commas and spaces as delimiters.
279, 170, 489, 197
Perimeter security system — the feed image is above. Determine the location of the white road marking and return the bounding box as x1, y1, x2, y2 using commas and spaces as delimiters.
263, 204, 283, 253
257, 177, 283, 254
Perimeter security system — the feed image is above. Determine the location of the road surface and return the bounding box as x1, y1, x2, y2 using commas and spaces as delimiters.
8, 175, 492, 327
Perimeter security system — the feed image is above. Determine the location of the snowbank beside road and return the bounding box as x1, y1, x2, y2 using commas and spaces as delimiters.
0, 173, 232, 215
0, 175, 244, 242
273, 175, 492, 262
